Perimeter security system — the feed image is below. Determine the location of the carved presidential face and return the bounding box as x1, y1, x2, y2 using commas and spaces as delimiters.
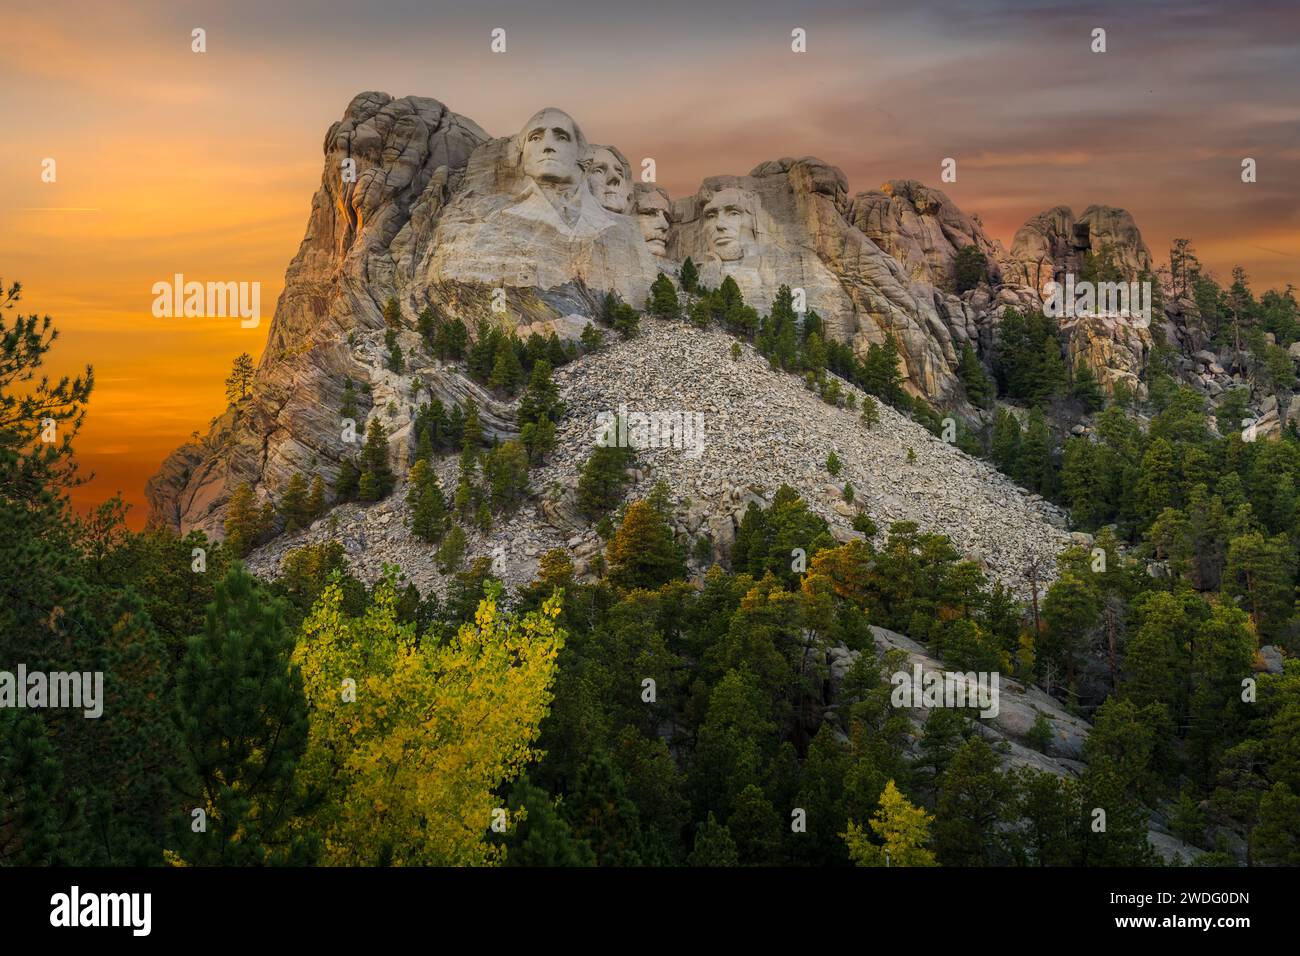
519, 108, 582, 185
586, 147, 632, 213
702, 187, 754, 261
635, 188, 671, 256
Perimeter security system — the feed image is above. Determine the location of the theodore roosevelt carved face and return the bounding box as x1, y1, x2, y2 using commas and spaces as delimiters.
634, 186, 671, 256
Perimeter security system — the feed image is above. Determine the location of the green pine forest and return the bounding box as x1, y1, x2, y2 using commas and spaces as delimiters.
3, 252, 1300, 867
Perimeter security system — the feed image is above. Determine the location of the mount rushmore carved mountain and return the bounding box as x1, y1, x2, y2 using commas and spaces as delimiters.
146, 91, 1159, 579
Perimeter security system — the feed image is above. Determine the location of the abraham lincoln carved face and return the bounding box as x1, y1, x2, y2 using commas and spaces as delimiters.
702, 186, 756, 262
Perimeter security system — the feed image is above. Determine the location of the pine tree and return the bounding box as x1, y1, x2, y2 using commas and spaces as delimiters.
1018, 407, 1056, 496
173, 567, 314, 865
225, 353, 255, 404
500, 776, 595, 866
1072, 360, 1105, 412
1253, 783, 1300, 865
1041, 570, 1101, 689
727, 783, 782, 865
597, 292, 620, 327
437, 523, 467, 573
613, 304, 640, 339
406, 460, 449, 544
417, 305, 439, 342
861, 335, 904, 406
648, 273, 681, 321
468, 322, 499, 383
688, 813, 739, 866
826, 451, 842, 476
577, 442, 634, 521
433, 317, 469, 360
278, 473, 310, 534
0, 711, 79, 865
689, 298, 711, 329
1032, 336, 1068, 404
306, 475, 326, 519
382, 296, 401, 328
680, 257, 700, 293
991, 408, 1022, 473
934, 736, 1013, 865
517, 359, 564, 457
521, 416, 556, 466
334, 458, 360, 502
606, 500, 686, 590
223, 483, 266, 557
580, 322, 604, 351
1135, 437, 1178, 523
358, 418, 394, 501
957, 345, 992, 408
564, 750, 645, 865
953, 245, 989, 294
484, 440, 530, 514
860, 395, 880, 429
489, 336, 524, 392
1223, 531, 1295, 639
804, 332, 828, 377
339, 378, 358, 420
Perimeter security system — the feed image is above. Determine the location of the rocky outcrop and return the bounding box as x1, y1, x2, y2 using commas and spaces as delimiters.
147, 92, 490, 535
1001, 204, 1152, 292
148, 91, 1167, 535
849, 179, 1004, 290
997, 204, 1156, 398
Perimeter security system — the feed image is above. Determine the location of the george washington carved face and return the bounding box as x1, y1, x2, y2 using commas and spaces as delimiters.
517, 108, 585, 186
702, 186, 756, 261
586, 145, 632, 214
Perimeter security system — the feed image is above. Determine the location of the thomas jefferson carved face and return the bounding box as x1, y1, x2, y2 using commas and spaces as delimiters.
702, 186, 754, 261
634, 187, 671, 256
586, 146, 632, 213
518, 108, 583, 186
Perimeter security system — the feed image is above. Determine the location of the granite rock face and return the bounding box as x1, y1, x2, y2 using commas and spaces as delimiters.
147, 92, 490, 535
998, 204, 1156, 398
1001, 204, 1152, 292
147, 91, 1162, 536
849, 179, 1005, 290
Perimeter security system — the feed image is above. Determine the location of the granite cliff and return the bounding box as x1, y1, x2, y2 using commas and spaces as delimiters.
147, 91, 1162, 542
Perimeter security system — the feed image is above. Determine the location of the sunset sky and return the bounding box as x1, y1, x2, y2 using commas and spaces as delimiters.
2, 0, 1297, 525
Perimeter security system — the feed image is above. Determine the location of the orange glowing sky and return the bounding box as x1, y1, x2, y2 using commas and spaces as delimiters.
3, 0, 1298, 526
